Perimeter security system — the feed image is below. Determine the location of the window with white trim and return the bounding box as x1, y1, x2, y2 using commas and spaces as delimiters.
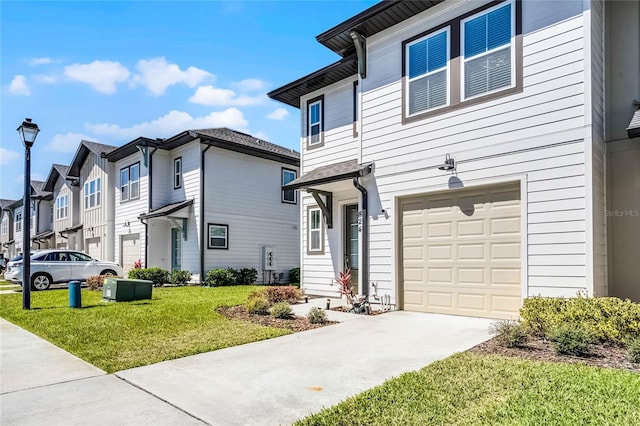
308, 207, 323, 253
462, 1, 514, 99
120, 163, 140, 202
1, 217, 7, 235
208, 224, 228, 249
282, 168, 297, 204
174, 157, 182, 189
15, 211, 22, 232
84, 177, 101, 210
307, 97, 323, 146
56, 194, 68, 220
50, 205, 53, 224
406, 27, 449, 115
30, 204, 35, 228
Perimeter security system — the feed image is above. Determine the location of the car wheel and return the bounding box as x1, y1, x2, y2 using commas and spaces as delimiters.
100, 269, 117, 277
32, 273, 52, 291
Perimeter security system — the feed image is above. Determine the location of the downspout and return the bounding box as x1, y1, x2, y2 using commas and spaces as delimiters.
353, 177, 369, 299
199, 144, 212, 284
143, 147, 158, 269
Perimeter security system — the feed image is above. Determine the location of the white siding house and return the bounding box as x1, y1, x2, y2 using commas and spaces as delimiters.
269, 0, 640, 318
0, 199, 16, 260
68, 141, 118, 261
107, 128, 300, 283
43, 164, 82, 250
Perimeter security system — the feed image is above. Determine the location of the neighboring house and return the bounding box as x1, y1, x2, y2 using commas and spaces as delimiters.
0, 199, 16, 260
269, 0, 640, 318
30, 181, 54, 250
43, 164, 81, 250
106, 128, 300, 282
68, 140, 119, 261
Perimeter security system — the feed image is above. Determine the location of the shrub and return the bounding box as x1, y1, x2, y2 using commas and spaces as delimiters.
170, 270, 192, 286
307, 307, 328, 324
86, 275, 109, 290
246, 296, 270, 315
237, 268, 258, 285
520, 295, 640, 344
265, 286, 301, 304
271, 302, 294, 319
489, 320, 530, 348
205, 269, 236, 286
128, 267, 170, 286
548, 324, 596, 357
288, 267, 300, 284
628, 339, 640, 363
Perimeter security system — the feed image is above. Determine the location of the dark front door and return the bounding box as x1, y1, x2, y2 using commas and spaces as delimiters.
171, 228, 182, 272
345, 204, 359, 295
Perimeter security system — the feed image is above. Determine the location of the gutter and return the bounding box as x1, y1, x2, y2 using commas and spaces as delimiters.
353, 177, 369, 299
143, 147, 158, 268
199, 144, 212, 284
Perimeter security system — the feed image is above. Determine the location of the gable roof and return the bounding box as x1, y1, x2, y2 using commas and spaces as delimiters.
43, 164, 73, 192
269, 0, 444, 108
161, 128, 300, 166
68, 140, 118, 176
105, 137, 160, 163
0, 199, 16, 210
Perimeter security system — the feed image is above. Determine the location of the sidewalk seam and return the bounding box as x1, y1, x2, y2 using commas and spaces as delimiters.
0, 373, 105, 395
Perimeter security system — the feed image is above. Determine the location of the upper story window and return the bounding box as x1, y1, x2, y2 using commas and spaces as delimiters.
306, 95, 324, 148
174, 157, 182, 189
56, 194, 68, 220
462, 1, 514, 99
402, 0, 520, 124
282, 168, 297, 204
307, 206, 324, 254
406, 27, 449, 116
30, 204, 35, 229
50, 205, 53, 224
84, 177, 101, 210
15, 211, 22, 232
1, 217, 7, 235
120, 163, 140, 202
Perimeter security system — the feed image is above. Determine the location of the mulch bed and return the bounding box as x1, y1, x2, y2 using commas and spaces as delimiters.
469, 336, 640, 373
217, 305, 337, 332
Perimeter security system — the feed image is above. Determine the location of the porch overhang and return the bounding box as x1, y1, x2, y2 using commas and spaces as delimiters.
283, 159, 373, 229
59, 224, 83, 239
139, 199, 193, 241
32, 230, 55, 241
626, 101, 640, 139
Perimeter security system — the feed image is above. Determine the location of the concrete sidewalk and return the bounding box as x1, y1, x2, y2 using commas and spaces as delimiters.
1, 300, 492, 426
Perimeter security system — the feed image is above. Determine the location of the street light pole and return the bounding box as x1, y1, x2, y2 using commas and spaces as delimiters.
18, 118, 40, 310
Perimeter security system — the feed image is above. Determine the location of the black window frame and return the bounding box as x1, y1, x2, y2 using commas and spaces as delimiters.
120, 162, 141, 203
306, 95, 324, 149
281, 168, 297, 204
207, 223, 229, 250
174, 157, 182, 189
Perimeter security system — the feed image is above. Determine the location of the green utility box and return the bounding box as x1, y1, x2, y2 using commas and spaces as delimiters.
102, 278, 153, 302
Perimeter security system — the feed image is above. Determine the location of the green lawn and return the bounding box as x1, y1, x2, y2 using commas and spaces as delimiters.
0, 286, 290, 373
296, 352, 640, 426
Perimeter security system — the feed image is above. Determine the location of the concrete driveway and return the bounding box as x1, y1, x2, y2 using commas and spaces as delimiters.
1, 301, 492, 426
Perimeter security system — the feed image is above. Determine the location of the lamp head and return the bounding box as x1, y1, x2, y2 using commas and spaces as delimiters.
17, 118, 40, 148
438, 154, 455, 171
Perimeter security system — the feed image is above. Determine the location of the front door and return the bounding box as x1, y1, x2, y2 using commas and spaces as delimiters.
344, 204, 359, 295
171, 228, 182, 272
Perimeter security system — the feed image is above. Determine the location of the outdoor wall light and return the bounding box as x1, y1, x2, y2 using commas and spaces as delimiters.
438, 154, 456, 171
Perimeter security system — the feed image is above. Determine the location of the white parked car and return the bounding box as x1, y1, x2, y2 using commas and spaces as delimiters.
5, 249, 123, 291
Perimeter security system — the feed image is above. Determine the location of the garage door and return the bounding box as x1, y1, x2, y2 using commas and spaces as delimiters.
121, 233, 140, 275
86, 237, 101, 260
401, 183, 521, 319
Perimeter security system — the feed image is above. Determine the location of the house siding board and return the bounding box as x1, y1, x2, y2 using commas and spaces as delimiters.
204, 147, 300, 283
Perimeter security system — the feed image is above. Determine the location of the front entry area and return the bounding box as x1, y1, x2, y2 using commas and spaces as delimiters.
400, 183, 522, 319
171, 228, 182, 272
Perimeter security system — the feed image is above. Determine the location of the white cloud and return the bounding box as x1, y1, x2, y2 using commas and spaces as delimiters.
231, 78, 267, 92
33, 74, 57, 84
189, 85, 266, 106
46, 133, 96, 153
85, 108, 249, 139
130, 57, 213, 96
16, 173, 46, 184
0, 148, 20, 165
64, 60, 130, 94
29, 57, 53, 66
267, 107, 289, 120
8, 75, 30, 95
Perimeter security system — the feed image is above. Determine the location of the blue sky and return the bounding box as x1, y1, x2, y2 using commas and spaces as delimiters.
0, 0, 376, 200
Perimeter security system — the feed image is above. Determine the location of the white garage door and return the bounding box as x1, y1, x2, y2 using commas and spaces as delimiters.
121, 233, 140, 275
86, 237, 101, 260
401, 183, 521, 319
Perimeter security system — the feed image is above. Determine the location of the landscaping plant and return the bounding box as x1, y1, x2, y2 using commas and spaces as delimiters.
489, 319, 530, 348
628, 339, 640, 364
307, 307, 327, 324
246, 295, 270, 315
271, 302, 294, 319
265, 286, 301, 304
549, 324, 596, 357
288, 267, 300, 284
128, 267, 170, 286
86, 275, 110, 290
170, 270, 192, 285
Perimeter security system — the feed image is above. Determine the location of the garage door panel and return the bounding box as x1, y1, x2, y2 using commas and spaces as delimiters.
86, 237, 101, 260
401, 183, 521, 320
